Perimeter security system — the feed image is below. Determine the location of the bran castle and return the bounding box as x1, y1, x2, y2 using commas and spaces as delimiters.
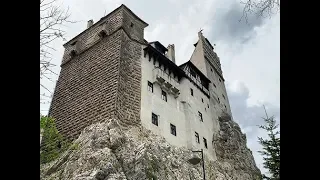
49, 4, 233, 160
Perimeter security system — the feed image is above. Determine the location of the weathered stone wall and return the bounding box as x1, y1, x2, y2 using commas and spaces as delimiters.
115, 31, 142, 129
49, 6, 147, 140
122, 9, 145, 42
49, 31, 122, 140
61, 9, 123, 66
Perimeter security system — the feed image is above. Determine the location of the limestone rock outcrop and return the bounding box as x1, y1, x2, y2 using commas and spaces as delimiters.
212, 113, 261, 179
40, 117, 261, 180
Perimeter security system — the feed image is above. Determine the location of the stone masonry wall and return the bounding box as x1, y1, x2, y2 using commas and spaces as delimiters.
49, 31, 122, 140
49, 6, 147, 140
114, 30, 142, 129
61, 9, 123, 66
122, 9, 145, 42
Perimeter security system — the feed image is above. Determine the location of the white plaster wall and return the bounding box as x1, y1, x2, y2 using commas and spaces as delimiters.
140, 47, 219, 160
178, 78, 217, 160
140, 50, 187, 148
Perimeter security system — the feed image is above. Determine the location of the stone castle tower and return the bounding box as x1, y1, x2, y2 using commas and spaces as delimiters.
49, 4, 148, 140
49, 4, 233, 157
190, 31, 232, 117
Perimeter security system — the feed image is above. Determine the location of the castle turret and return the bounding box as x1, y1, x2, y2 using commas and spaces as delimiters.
190, 31, 232, 116
48, 4, 148, 140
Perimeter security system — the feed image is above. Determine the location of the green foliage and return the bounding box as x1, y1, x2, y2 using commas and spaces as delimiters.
40, 116, 70, 164
258, 109, 280, 180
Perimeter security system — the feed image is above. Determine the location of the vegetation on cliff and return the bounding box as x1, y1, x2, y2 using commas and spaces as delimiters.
258, 109, 280, 180
40, 116, 70, 164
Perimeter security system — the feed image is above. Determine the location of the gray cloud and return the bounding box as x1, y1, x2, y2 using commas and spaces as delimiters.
227, 82, 280, 136
210, 2, 265, 43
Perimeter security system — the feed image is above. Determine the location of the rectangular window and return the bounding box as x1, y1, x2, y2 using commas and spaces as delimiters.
152, 113, 158, 126
161, 90, 167, 102
198, 111, 203, 122
213, 83, 216, 88
201, 98, 204, 103
207, 104, 209, 108
170, 124, 176, 136
219, 78, 221, 82
222, 94, 226, 100
195, 132, 200, 143
190, 88, 193, 96
203, 138, 208, 148
147, 81, 153, 93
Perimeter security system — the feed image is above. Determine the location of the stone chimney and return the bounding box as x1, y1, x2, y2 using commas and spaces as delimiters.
87, 19, 94, 28
167, 44, 175, 64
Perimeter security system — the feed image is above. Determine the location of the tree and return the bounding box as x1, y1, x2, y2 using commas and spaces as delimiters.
40, 0, 74, 104
240, 0, 280, 23
40, 116, 70, 164
258, 106, 280, 180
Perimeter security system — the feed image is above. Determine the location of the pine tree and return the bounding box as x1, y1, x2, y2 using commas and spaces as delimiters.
258, 106, 280, 180
40, 116, 70, 164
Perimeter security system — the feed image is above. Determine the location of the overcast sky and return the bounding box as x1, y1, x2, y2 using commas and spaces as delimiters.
40, 0, 280, 175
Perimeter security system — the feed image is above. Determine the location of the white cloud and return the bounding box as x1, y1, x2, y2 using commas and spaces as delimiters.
222, 13, 280, 107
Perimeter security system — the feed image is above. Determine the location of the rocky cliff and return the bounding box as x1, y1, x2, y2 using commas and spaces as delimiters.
40, 115, 261, 180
